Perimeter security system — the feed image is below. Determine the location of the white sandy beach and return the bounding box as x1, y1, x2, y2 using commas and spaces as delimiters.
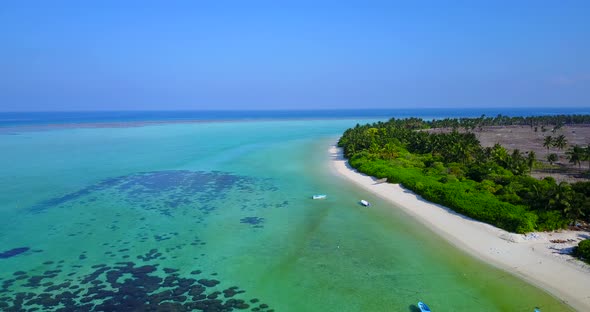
329, 145, 590, 311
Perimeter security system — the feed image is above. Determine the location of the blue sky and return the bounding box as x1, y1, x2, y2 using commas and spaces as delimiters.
1, 1, 589, 111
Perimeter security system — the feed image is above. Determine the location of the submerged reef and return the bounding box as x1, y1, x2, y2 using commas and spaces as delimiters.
0, 257, 274, 311
240, 217, 265, 228
29, 170, 277, 216
0, 247, 30, 259
2, 170, 283, 310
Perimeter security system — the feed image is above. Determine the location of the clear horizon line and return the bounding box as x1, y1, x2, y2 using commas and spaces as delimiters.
2, 106, 589, 113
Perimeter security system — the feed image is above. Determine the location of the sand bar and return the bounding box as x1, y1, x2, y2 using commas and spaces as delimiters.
329, 145, 590, 311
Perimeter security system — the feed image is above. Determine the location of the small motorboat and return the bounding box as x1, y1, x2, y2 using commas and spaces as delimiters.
360, 200, 371, 207
312, 194, 327, 200
418, 301, 431, 312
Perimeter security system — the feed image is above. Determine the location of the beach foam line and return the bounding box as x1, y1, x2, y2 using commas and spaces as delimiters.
329, 145, 590, 311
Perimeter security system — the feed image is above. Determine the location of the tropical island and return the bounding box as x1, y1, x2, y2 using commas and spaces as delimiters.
332, 114, 590, 310
338, 114, 590, 260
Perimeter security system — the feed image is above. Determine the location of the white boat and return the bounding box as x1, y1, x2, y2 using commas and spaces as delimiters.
360, 200, 371, 207
312, 194, 327, 200
418, 301, 431, 312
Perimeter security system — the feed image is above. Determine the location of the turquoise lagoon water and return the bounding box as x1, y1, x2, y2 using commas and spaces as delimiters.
0, 119, 572, 311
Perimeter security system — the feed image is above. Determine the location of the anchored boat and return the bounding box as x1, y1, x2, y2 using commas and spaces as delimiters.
360, 200, 371, 207
418, 301, 431, 312
312, 194, 327, 200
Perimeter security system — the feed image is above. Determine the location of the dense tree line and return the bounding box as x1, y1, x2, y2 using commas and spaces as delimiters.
427, 114, 590, 131
338, 116, 590, 233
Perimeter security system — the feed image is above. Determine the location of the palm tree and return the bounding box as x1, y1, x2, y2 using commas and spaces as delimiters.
571, 192, 590, 226
547, 153, 558, 167
543, 136, 553, 151
553, 134, 568, 151
549, 182, 574, 219
552, 122, 564, 134
509, 149, 527, 175
526, 151, 536, 173
529, 183, 550, 211
584, 145, 590, 170
566, 145, 583, 168
382, 142, 398, 160
491, 143, 509, 168
565, 193, 586, 226
368, 142, 381, 155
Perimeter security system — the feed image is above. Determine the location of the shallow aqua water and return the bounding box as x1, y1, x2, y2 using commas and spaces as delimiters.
0, 120, 572, 311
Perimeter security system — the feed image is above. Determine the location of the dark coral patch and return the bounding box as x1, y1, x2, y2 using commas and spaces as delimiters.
0, 260, 272, 311
0, 247, 30, 259
28, 170, 276, 216
198, 279, 220, 287
240, 216, 265, 228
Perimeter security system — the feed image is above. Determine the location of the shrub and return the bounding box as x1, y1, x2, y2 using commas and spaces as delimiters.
348, 155, 536, 233
536, 211, 569, 231
573, 239, 590, 264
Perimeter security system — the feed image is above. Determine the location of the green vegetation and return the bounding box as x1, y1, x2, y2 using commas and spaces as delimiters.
567, 144, 590, 169
547, 153, 558, 166
573, 239, 590, 264
426, 114, 590, 130
338, 115, 590, 233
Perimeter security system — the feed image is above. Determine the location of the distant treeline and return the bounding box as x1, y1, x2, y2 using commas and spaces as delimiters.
427, 114, 590, 130
338, 115, 590, 233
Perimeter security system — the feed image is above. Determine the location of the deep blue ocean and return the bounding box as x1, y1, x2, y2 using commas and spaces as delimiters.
1, 107, 589, 127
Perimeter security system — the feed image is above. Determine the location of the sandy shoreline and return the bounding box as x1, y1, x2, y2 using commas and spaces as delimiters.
329, 145, 590, 311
